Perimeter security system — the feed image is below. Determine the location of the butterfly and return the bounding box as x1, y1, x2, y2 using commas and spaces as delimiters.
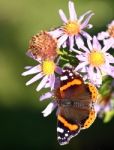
54, 67, 98, 145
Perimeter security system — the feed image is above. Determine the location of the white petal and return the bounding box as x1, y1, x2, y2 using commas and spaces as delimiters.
26, 72, 43, 86
22, 65, 41, 76
24, 66, 32, 70
59, 9, 68, 23
58, 34, 68, 48
42, 102, 57, 117
36, 75, 48, 91
68, 1, 77, 21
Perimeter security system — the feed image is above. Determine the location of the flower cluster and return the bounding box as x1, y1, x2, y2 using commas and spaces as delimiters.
22, 1, 114, 122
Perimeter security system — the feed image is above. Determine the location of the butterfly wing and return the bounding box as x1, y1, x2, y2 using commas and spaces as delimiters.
57, 114, 80, 145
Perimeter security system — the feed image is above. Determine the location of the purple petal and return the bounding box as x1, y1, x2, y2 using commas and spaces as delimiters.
97, 31, 109, 40
26, 72, 43, 86
42, 102, 57, 117
49, 29, 63, 38
101, 62, 112, 75
22, 65, 41, 76
81, 31, 92, 40
88, 65, 94, 76
102, 38, 114, 52
26, 50, 34, 59
40, 92, 52, 101
54, 77, 60, 89
81, 12, 94, 29
105, 53, 114, 63
36, 75, 48, 91
62, 41, 67, 48
112, 44, 114, 48
76, 54, 87, 61
55, 66, 62, 74
80, 45, 90, 52
88, 66, 102, 86
68, 1, 77, 21
110, 66, 114, 77
75, 35, 84, 48
59, 9, 68, 23
93, 36, 101, 50
69, 35, 74, 50
49, 74, 55, 90
75, 62, 88, 71
108, 20, 114, 27
58, 34, 68, 48
87, 39, 93, 50
95, 104, 101, 113
78, 10, 92, 23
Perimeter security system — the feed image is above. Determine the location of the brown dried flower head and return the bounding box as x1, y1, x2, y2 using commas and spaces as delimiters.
108, 26, 114, 38
28, 31, 58, 60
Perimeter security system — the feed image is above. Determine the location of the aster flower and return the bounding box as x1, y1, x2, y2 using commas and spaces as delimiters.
75, 36, 114, 86
98, 20, 114, 48
27, 31, 58, 61
49, 1, 94, 50
22, 60, 61, 91
95, 92, 114, 122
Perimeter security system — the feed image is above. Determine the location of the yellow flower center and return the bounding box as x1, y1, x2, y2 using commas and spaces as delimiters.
63, 21, 80, 35
88, 50, 105, 67
42, 60, 55, 75
108, 25, 114, 37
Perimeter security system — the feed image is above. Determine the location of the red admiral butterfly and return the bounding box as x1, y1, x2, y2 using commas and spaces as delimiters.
54, 67, 98, 145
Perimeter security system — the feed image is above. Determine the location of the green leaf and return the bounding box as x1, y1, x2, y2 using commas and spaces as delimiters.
103, 110, 114, 123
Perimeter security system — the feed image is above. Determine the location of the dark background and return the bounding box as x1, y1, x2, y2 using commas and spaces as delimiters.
0, 0, 114, 149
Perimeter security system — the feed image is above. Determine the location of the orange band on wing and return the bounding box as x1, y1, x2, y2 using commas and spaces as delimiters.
60, 79, 82, 92
88, 83, 98, 102
58, 115, 78, 131
82, 111, 96, 129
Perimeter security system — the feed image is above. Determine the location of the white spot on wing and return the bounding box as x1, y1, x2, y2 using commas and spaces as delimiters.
61, 76, 68, 81
65, 133, 68, 137
57, 127, 64, 133
69, 73, 73, 76
58, 136, 61, 140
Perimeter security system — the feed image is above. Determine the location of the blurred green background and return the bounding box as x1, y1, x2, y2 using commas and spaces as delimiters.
0, 0, 114, 149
